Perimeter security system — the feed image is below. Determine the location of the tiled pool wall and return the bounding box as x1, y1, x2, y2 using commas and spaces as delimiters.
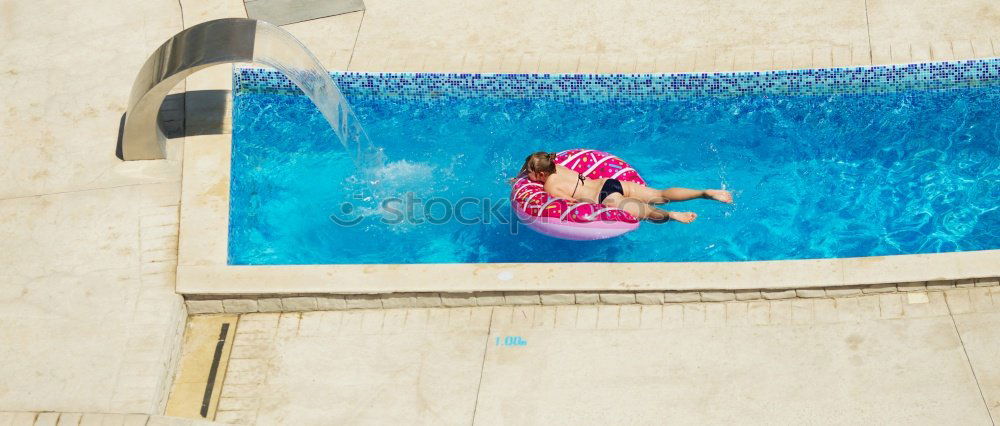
184, 277, 1000, 315
235, 58, 1000, 100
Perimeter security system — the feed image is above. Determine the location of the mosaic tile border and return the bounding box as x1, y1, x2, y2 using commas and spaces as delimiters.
234, 59, 1000, 101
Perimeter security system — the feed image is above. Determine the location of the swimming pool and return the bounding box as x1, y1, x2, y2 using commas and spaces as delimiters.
229, 62, 1000, 265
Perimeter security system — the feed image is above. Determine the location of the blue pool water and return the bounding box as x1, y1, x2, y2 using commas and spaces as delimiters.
229, 78, 1000, 264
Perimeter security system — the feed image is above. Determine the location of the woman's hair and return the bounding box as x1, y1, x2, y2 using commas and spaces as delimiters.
513, 151, 557, 182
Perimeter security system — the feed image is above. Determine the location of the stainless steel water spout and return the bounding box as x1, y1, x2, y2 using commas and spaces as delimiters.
122, 18, 256, 160
121, 18, 378, 165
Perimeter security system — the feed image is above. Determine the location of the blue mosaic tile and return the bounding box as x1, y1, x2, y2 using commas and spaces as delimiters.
233, 59, 1000, 101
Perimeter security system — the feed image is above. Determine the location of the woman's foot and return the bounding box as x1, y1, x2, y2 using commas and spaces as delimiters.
667, 211, 697, 223
704, 189, 733, 203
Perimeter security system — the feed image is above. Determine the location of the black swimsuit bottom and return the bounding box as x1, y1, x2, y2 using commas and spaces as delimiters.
598, 178, 624, 203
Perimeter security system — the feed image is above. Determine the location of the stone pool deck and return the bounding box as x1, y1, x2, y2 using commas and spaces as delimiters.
209, 289, 1000, 424
2, 0, 1000, 422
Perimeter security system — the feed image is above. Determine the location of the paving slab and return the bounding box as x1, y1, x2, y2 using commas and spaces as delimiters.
215, 309, 490, 424
0, 183, 184, 413
475, 316, 989, 424
281, 12, 364, 70
953, 311, 1000, 423
0, 0, 182, 200
867, 0, 1000, 46
353, 0, 868, 56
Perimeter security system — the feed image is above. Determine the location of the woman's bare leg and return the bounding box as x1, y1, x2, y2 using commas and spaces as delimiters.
603, 194, 697, 223
622, 181, 732, 204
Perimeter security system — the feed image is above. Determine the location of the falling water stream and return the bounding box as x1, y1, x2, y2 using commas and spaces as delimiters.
250, 21, 384, 171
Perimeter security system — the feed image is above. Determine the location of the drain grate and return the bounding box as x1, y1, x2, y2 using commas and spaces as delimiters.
200, 322, 230, 418
165, 315, 238, 420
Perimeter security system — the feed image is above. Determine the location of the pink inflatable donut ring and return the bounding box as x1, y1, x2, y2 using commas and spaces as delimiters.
511, 149, 647, 241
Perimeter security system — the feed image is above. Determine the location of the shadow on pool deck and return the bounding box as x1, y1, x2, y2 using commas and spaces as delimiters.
116, 90, 231, 160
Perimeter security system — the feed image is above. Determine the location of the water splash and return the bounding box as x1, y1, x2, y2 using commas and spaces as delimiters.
369, 160, 436, 196
343, 160, 439, 233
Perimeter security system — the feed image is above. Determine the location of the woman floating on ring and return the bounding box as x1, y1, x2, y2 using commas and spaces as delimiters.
510, 150, 732, 240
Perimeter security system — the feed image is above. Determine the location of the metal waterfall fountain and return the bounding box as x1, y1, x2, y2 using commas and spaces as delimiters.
120, 18, 382, 171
